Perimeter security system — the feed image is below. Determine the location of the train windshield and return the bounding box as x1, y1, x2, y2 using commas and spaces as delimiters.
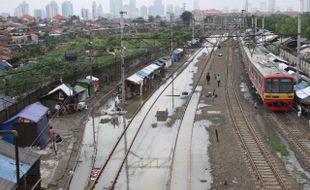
266, 78, 293, 93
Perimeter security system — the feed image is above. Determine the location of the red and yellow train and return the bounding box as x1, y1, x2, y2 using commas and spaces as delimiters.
240, 43, 294, 111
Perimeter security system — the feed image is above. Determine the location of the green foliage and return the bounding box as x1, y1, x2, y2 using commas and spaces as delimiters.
261, 13, 310, 38
180, 11, 193, 26
2, 26, 193, 96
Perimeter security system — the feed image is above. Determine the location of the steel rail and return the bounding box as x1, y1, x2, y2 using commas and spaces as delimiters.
86, 34, 212, 190
225, 40, 289, 189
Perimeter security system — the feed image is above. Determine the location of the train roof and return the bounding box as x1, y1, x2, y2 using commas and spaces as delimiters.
242, 42, 291, 77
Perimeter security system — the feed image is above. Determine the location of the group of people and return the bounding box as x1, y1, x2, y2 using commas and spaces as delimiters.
206, 72, 221, 87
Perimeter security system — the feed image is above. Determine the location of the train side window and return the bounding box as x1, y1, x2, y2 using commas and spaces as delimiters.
266, 79, 272, 93
279, 79, 293, 93
272, 79, 280, 93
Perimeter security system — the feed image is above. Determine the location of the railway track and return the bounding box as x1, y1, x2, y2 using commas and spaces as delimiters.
225, 42, 290, 189
271, 112, 310, 167
85, 36, 218, 190
167, 35, 223, 190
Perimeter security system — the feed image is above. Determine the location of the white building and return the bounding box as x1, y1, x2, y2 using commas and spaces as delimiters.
110, 0, 123, 18
14, 1, 29, 18
62, 1, 73, 18
81, 8, 90, 20
92, 1, 97, 20
34, 9, 45, 19
140, 5, 148, 17
97, 4, 104, 18
46, 1, 59, 19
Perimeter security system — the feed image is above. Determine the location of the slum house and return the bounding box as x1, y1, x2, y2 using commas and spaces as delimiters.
172, 48, 184, 62
0, 95, 16, 120
86, 76, 100, 92
41, 83, 76, 114
73, 84, 89, 102
0, 140, 41, 190
280, 38, 310, 76
0, 102, 50, 149
77, 78, 97, 96
125, 63, 162, 99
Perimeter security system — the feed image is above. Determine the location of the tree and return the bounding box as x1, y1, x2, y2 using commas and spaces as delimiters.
180, 11, 193, 26
148, 15, 155, 22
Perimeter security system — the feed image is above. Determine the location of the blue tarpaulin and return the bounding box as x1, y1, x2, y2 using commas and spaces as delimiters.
136, 70, 150, 78
0, 154, 31, 183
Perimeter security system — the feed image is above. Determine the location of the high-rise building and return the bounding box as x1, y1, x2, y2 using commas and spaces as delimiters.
140, 5, 148, 17
110, 0, 123, 18
97, 4, 104, 18
81, 8, 89, 20
268, 0, 276, 13
174, 4, 182, 17
92, 1, 97, 20
14, 1, 29, 18
62, 1, 73, 18
193, 0, 199, 10
46, 1, 59, 18
307, 0, 310, 12
34, 9, 45, 19
153, 0, 164, 16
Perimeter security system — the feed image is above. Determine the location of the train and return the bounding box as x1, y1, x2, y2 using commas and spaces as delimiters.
240, 41, 295, 111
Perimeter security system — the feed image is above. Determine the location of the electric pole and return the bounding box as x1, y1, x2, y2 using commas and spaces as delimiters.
120, 11, 127, 102
297, 0, 303, 80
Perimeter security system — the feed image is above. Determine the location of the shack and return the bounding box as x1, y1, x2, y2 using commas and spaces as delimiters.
125, 74, 144, 98
172, 48, 184, 62
0, 140, 41, 190
42, 83, 75, 113
77, 79, 96, 96
86, 76, 100, 92
0, 102, 50, 148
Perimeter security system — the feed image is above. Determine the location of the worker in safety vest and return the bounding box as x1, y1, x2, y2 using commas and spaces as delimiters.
216, 74, 221, 87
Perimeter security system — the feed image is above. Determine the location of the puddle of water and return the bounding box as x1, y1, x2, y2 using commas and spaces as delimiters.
279, 136, 310, 190
240, 82, 254, 103
191, 120, 213, 190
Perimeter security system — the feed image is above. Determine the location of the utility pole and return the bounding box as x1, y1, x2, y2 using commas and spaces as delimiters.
192, 17, 195, 41
167, 12, 175, 109
297, 12, 301, 80
120, 11, 127, 102
262, 16, 265, 29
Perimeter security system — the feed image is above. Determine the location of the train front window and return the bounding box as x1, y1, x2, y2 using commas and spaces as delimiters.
266, 79, 272, 93
271, 79, 280, 93
279, 78, 293, 93
266, 78, 293, 93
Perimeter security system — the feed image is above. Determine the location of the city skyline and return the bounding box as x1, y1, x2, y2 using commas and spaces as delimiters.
0, 0, 302, 18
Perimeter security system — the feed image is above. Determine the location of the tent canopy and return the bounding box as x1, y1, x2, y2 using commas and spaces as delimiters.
126, 74, 144, 85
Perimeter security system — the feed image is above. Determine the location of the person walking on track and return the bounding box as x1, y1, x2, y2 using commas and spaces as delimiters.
206, 72, 211, 84
216, 74, 221, 87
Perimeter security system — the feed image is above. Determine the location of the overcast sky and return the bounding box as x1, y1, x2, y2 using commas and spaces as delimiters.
0, 0, 300, 16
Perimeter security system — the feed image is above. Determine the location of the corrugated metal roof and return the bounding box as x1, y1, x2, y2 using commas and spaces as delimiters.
0, 95, 16, 112
47, 84, 73, 97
